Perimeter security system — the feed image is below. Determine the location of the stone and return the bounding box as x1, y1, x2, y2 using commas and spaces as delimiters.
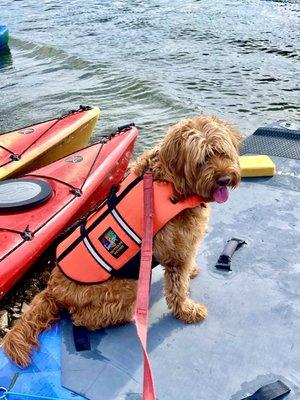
0, 310, 8, 330
21, 302, 30, 314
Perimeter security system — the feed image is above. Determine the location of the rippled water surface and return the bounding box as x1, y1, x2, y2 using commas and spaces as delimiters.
0, 0, 299, 151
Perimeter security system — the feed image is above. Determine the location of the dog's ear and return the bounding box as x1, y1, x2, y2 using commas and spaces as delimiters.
159, 135, 184, 174
229, 127, 242, 152
133, 148, 160, 177
210, 116, 242, 153
160, 118, 199, 175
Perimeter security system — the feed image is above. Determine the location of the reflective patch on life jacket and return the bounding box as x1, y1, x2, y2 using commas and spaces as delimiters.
81, 225, 114, 273
110, 208, 141, 245
99, 227, 129, 259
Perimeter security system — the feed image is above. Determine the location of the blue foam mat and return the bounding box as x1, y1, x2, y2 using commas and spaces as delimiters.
0, 323, 84, 400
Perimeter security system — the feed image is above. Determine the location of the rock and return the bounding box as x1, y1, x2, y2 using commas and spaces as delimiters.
21, 302, 30, 314
0, 310, 8, 330
10, 303, 21, 313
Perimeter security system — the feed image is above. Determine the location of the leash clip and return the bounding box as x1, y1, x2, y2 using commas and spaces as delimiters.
107, 185, 120, 209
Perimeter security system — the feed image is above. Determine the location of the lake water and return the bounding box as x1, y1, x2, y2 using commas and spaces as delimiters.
0, 0, 299, 153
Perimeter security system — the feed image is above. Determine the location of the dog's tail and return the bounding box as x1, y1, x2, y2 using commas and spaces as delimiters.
1, 289, 60, 367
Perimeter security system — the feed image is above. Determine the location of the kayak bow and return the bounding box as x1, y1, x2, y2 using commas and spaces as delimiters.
0, 106, 100, 180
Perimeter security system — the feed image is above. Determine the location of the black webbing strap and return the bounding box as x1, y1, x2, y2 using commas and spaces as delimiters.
215, 237, 246, 271
241, 380, 291, 400
72, 325, 91, 352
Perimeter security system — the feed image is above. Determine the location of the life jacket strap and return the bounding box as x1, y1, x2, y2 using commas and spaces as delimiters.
72, 325, 91, 352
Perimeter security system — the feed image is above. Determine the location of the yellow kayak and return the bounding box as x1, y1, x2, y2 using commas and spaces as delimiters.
0, 106, 100, 180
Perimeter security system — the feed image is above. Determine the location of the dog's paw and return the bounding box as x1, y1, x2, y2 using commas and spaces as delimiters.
176, 300, 207, 323
189, 265, 200, 279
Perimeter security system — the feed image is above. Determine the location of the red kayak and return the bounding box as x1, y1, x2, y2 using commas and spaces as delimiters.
0, 124, 138, 299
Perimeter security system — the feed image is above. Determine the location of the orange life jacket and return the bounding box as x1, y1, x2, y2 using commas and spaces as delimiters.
56, 172, 205, 283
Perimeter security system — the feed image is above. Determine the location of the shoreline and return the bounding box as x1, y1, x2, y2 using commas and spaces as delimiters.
0, 251, 55, 340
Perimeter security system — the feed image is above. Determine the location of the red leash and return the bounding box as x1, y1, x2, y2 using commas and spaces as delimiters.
134, 172, 156, 400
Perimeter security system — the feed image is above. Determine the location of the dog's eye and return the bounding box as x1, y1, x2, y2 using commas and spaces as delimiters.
216, 151, 230, 159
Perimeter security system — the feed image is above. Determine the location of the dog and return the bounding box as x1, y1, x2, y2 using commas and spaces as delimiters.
2, 115, 241, 367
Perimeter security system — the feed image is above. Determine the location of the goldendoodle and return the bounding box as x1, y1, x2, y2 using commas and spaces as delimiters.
2, 115, 241, 367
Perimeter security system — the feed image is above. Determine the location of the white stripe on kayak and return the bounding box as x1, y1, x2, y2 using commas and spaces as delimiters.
111, 209, 141, 245
83, 236, 112, 272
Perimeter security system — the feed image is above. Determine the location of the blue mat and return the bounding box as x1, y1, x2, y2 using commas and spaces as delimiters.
0, 323, 84, 400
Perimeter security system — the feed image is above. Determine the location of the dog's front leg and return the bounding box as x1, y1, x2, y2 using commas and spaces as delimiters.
163, 260, 207, 323
153, 207, 210, 323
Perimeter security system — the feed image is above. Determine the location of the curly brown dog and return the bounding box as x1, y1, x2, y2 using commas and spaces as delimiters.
2, 115, 241, 367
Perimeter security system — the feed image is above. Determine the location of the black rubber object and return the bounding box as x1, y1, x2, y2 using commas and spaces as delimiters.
241, 380, 291, 400
72, 325, 91, 352
241, 121, 300, 160
215, 238, 246, 271
0, 178, 52, 212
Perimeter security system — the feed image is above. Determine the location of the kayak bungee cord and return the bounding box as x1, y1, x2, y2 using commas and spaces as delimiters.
0, 386, 71, 400
25, 135, 120, 198
79, 137, 107, 192
0, 105, 92, 168
0, 225, 33, 241
24, 174, 85, 197
1, 118, 62, 167
20, 106, 92, 160
0, 145, 15, 156
0, 124, 135, 262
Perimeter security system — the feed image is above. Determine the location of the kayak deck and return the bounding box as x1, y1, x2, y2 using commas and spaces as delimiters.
0, 106, 100, 180
0, 323, 83, 400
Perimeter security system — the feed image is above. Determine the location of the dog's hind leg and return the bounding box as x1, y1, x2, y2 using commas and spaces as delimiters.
71, 302, 134, 330
2, 289, 60, 367
70, 277, 137, 330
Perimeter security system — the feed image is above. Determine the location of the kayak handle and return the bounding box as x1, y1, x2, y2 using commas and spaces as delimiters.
117, 122, 135, 133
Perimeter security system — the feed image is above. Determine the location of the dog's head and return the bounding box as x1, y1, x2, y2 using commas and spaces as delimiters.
159, 116, 241, 202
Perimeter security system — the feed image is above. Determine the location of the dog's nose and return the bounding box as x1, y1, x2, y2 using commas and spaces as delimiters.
217, 177, 231, 186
